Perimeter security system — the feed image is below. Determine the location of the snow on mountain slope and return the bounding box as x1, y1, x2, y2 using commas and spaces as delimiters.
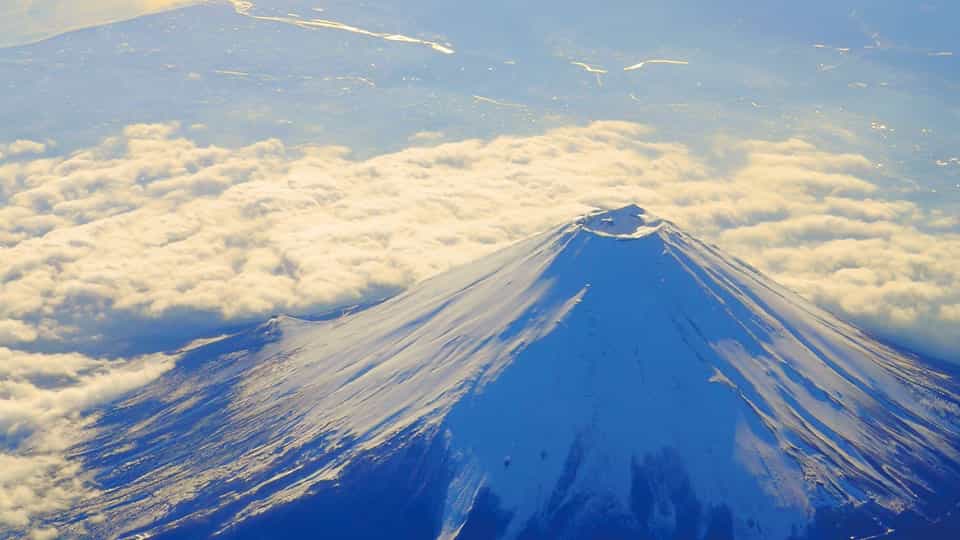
56, 205, 960, 539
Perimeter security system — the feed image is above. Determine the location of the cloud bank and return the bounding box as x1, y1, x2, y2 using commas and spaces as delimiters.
0, 121, 956, 360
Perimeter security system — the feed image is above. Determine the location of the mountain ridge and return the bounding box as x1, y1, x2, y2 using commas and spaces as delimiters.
54, 205, 960, 540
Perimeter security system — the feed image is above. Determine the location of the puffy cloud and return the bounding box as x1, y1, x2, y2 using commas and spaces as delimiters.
0, 140, 48, 163
0, 120, 956, 362
0, 320, 38, 344
0, 347, 175, 533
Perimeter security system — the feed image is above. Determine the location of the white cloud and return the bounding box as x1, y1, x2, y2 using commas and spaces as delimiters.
0, 347, 175, 532
29, 527, 59, 540
0, 320, 38, 344
0, 121, 956, 362
409, 131, 447, 145
1, 140, 47, 158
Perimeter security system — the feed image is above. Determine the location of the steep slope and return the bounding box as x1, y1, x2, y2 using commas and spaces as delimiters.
58, 205, 960, 539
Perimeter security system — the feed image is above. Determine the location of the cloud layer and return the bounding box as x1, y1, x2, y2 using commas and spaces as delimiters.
0, 121, 956, 360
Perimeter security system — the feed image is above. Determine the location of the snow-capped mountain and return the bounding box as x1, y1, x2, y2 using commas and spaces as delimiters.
59, 205, 960, 539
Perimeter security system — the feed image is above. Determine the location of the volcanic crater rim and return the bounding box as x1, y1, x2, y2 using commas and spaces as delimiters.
578, 204, 667, 239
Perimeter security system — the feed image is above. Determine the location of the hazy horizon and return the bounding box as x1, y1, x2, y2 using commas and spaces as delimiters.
0, 1, 957, 537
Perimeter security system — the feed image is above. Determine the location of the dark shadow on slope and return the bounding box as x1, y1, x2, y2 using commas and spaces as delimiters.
795, 495, 960, 540
152, 429, 453, 540
502, 443, 735, 540
456, 488, 515, 540
629, 449, 733, 540
703, 506, 734, 540
480, 441, 960, 540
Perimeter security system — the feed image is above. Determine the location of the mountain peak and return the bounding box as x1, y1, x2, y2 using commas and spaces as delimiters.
57, 207, 960, 540
578, 204, 665, 238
